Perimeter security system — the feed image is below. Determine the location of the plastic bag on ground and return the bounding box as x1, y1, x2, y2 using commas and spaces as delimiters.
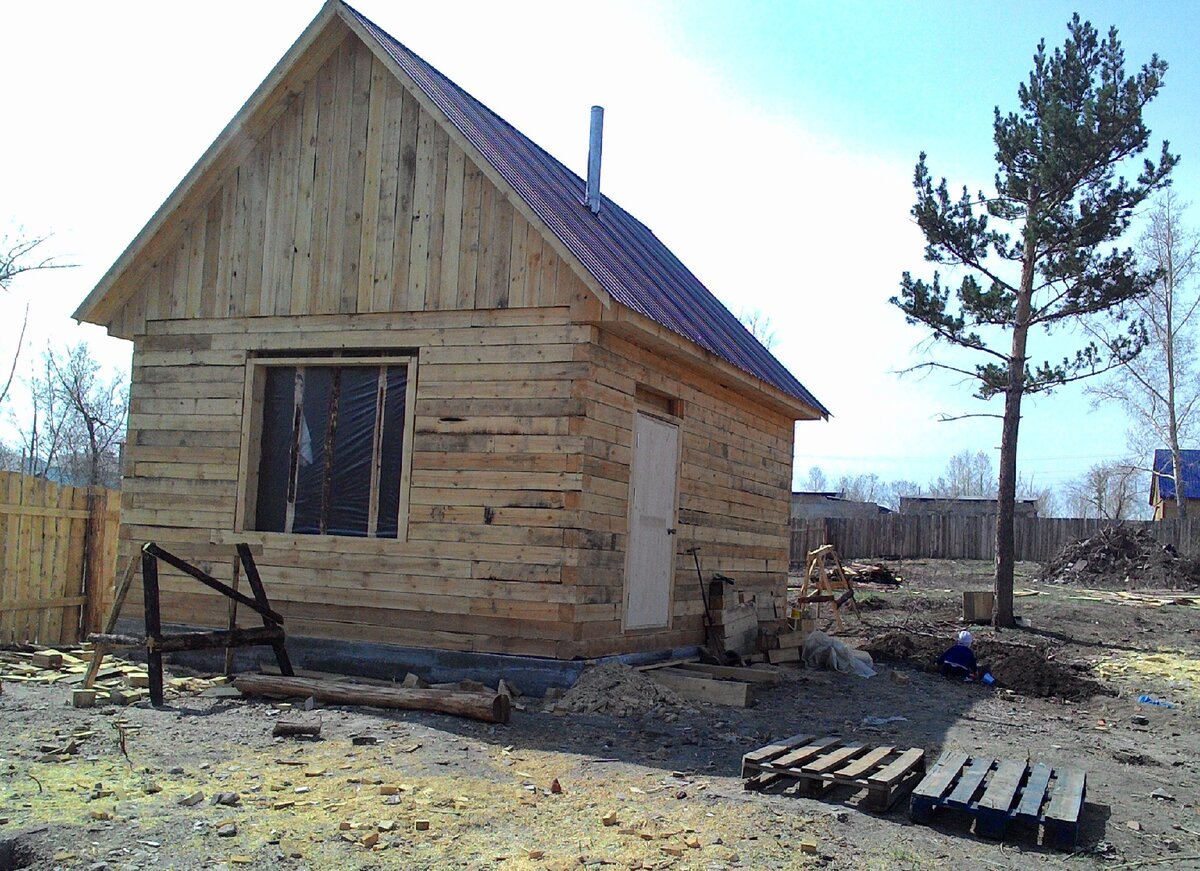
802, 630, 877, 678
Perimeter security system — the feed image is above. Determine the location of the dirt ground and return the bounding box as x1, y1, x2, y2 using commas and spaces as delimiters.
3, 558, 1200, 870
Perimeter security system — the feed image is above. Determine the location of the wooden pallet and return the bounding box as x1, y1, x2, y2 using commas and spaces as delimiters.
741, 734, 925, 810
909, 752, 1087, 850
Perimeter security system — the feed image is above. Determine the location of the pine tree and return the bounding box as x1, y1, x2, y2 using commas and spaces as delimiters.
892, 15, 1177, 627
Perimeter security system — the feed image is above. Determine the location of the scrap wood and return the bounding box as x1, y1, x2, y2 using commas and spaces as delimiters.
844, 562, 902, 586
233, 673, 511, 724
1066, 588, 1199, 608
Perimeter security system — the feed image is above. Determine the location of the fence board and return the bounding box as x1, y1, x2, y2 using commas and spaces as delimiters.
791, 514, 1200, 567
0, 472, 120, 646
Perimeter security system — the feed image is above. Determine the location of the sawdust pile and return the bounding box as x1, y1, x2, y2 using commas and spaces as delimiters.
554, 663, 692, 718
1041, 526, 1200, 590
863, 631, 1112, 701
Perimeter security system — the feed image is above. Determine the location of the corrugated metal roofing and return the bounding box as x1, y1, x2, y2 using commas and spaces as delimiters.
1151, 449, 1200, 501
345, 4, 828, 416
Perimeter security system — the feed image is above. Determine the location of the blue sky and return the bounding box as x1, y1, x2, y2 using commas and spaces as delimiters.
2, 1, 1198, 505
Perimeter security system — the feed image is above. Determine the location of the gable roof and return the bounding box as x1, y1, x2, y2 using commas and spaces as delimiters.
1151, 449, 1200, 502
75, 1, 826, 417
344, 5, 825, 416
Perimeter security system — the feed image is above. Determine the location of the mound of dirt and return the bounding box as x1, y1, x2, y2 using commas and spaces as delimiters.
554, 663, 692, 718
1041, 526, 1200, 590
862, 631, 1111, 701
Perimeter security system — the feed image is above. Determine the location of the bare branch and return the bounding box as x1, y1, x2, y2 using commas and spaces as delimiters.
935, 412, 1005, 422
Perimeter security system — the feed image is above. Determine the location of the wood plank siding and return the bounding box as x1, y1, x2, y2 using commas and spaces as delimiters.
99, 32, 797, 659
108, 37, 566, 340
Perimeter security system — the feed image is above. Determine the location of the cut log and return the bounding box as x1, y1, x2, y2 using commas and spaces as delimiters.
273, 719, 322, 738
233, 674, 511, 724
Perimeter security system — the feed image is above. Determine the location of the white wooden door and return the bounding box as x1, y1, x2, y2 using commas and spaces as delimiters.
624, 412, 681, 630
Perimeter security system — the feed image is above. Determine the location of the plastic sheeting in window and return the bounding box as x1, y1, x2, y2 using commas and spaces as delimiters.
253, 363, 408, 539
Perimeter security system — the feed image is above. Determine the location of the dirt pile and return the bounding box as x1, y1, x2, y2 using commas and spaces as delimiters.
1041, 526, 1200, 590
554, 663, 692, 718
863, 631, 1111, 701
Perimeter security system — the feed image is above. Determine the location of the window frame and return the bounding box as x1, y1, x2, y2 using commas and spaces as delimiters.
235, 353, 419, 542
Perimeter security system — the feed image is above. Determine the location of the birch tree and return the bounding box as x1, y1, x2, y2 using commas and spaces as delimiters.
1087, 192, 1200, 516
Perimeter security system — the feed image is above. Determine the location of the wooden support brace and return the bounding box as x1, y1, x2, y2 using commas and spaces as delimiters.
143, 542, 283, 625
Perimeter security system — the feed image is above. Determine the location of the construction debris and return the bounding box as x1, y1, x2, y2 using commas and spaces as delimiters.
0, 643, 229, 705
1041, 526, 1200, 590
844, 562, 903, 586
554, 663, 691, 718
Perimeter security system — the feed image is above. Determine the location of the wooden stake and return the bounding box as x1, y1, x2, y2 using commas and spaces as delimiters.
83, 554, 139, 689
224, 555, 241, 677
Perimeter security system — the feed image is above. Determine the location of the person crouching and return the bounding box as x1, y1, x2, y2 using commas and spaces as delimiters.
939, 630, 978, 680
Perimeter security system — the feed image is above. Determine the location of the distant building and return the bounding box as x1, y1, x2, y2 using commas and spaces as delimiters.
791, 491, 891, 520
898, 496, 1039, 518
1149, 449, 1200, 519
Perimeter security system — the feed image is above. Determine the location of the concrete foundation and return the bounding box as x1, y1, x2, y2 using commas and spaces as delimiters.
115, 619, 698, 697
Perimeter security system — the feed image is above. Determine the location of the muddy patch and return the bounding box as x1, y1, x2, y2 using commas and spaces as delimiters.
862, 631, 1112, 701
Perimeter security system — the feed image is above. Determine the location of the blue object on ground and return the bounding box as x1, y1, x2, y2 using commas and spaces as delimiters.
1137, 694, 1176, 708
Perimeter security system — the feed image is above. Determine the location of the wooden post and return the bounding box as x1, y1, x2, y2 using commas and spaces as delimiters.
238, 544, 294, 676
224, 555, 241, 677
141, 547, 164, 707
83, 554, 139, 689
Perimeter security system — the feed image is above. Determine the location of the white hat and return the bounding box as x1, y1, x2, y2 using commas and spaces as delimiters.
957, 630, 974, 647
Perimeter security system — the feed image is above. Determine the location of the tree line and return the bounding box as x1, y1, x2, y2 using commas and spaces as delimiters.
800, 449, 1149, 521
0, 233, 126, 489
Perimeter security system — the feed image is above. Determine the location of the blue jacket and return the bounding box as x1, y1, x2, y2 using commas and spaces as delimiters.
939, 643, 977, 676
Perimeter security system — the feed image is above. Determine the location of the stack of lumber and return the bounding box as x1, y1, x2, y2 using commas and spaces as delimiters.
637, 657, 782, 708
708, 584, 760, 656
762, 628, 806, 664
0, 643, 228, 706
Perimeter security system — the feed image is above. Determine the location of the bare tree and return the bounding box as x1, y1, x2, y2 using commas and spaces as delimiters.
1065, 462, 1141, 520
1017, 474, 1058, 517
802, 466, 828, 492
928, 450, 996, 498
737, 308, 779, 350
836, 472, 885, 505
1087, 192, 1200, 517
0, 232, 74, 406
13, 343, 126, 488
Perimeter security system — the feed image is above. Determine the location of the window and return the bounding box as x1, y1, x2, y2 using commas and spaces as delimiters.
244, 355, 416, 539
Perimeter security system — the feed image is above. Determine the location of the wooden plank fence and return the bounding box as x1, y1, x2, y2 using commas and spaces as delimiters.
0, 471, 121, 646
791, 515, 1200, 567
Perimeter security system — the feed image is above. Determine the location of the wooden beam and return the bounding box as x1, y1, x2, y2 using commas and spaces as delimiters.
646, 668, 753, 707
233, 673, 511, 723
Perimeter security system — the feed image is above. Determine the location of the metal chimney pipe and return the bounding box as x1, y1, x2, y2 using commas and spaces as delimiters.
586, 105, 604, 214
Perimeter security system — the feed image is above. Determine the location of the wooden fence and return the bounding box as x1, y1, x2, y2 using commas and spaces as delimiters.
790, 515, 1200, 566
0, 472, 121, 646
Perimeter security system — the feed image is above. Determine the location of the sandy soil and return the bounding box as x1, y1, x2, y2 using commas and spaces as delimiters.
2, 558, 1199, 870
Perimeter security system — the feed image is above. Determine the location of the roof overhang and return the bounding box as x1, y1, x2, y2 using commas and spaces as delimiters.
596, 303, 826, 422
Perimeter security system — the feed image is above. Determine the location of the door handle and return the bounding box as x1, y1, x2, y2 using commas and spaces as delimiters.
667, 528, 677, 535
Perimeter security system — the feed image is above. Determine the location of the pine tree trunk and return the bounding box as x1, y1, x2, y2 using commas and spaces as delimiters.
995, 255, 1036, 630
994, 379, 1021, 630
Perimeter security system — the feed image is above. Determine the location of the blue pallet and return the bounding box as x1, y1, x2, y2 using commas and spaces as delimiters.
909, 752, 1086, 851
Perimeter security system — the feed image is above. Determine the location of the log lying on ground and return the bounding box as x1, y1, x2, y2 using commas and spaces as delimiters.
233, 673, 511, 724
273, 718, 322, 738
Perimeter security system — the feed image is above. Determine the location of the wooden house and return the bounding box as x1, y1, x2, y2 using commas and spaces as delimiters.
1150, 449, 1200, 520
74, 1, 827, 660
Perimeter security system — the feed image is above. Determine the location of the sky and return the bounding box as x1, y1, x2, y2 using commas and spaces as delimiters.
3, 0, 1199, 504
